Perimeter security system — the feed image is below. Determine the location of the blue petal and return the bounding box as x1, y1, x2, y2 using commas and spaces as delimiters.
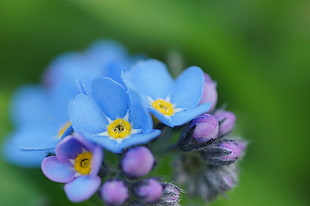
49, 83, 80, 120
56, 136, 83, 162
84, 134, 122, 153
172, 66, 204, 109
128, 89, 153, 133
69, 94, 107, 135
49, 57, 104, 102
102, 62, 128, 85
86, 40, 128, 68
123, 59, 174, 99
10, 85, 50, 127
171, 103, 211, 126
2, 135, 46, 167
6, 128, 58, 151
64, 175, 101, 203
120, 130, 161, 150
41, 156, 75, 183
85, 129, 160, 153
149, 107, 174, 127
92, 78, 129, 120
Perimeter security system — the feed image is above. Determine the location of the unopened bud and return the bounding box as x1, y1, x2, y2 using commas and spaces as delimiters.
151, 183, 182, 206
201, 139, 247, 166
214, 110, 236, 136
199, 73, 218, 112
203, 164, 238, 200
191, 114, 219, 143
134, 178, 163, 204
121, 146, 155, 178
100, 180, 128, 206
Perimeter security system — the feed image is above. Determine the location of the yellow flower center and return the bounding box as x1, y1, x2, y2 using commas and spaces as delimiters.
107, 119, 131, 139
151, 99, 174, 116
74, 152, 92, 175
58, 122, 71, 137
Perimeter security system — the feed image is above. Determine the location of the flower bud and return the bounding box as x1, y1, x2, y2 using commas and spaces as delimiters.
121, 146, 155, 178
201, 139, 247, 166
219, 140, 244, 160
221, 174, 237, 190
199, 73, 218, 112
214, 110, 236, 136
100, 180, 128, 206
191, 114, 219, 143
203, 164, 238, 200
134, 178, 163, 203
152, 183, 182, 206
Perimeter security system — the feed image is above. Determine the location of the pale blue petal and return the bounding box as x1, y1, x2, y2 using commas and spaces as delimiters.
102, 62, 127, 85
49, 82, 80, 120
64, 175, 101, 203
123, 59, 174, 99
120, 130, 161, 150
10, 85, 50, 127
172, 66, 204, 109
7, 128, 58, 151
85, 130, 160, 154
149, 107, 174, 127
84, 134, 122, 153
49, 60, 104, 108
47, 52, 103, 88
86, 40, 128, 68
92, 78, 129, 120
2, 136, 46, 167
41, 156, 75, 183
43, 52, 77, 88
69, 94, 107, 135
128, 89, 153, 132
171, 103, 211, 126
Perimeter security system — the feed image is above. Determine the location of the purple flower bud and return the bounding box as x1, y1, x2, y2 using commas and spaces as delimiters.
121, 146, 155, 178
221, 174, 237, 190
214, 110, 236, 135
201, 139, 247, 166
134, 178, 163, 203
204, 164, 238, 200
199, 73, 218, 112
191, 114, 219, 142
219, 141, 242, 160
100, 180, 128, 206
153, 183, 182, 206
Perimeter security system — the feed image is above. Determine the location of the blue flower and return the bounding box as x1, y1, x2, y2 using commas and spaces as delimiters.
69, 77, 161, 153
123, 59, 211, 127
41, 135, 103, 202
3, 40, 134, 167
3, 85, 69, 167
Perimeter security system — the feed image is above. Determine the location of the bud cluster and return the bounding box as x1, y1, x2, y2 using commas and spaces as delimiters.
175, 74, 247, 201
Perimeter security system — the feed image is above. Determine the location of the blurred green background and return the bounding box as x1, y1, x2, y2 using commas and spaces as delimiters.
0, 0, 309, 205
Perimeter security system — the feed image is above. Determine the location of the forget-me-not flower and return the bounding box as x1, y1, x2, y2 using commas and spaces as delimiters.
69, 77, 161, 153
3, 85, 69, 167
3, 40, 135, 167
123, 59, 211, 127
41, 135, 103, 202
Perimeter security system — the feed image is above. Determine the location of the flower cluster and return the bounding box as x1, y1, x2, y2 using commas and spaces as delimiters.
3, 40, 247, 205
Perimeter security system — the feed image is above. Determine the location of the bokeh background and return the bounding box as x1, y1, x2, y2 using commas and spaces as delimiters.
0, 0, 309, 205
